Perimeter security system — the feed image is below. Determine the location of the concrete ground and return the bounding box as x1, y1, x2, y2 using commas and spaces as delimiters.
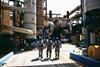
3, 43, 82, 67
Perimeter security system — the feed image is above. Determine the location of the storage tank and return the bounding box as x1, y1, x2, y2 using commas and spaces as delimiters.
23, 0, 36, 39
85, 0, 100, 14
84, 0, 100, 59
88, 45, 100, 59
84, 0, 100, 27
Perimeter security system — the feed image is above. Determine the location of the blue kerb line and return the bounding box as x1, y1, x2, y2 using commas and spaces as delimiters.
0, 52, 14, 66
70, 53, 100, 67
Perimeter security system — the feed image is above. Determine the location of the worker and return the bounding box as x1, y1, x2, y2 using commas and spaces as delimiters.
46, 39, 53, 59
37, 39, 44, 59
54, 38, 61, 59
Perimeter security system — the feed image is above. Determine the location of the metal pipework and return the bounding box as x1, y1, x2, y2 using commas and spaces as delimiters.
1, 5, 24, 11
0, 24, 33, 35
69, 13, 81, 20
64, 5, 81, 19
69, 5, 81, 16
23, 0, 36, 39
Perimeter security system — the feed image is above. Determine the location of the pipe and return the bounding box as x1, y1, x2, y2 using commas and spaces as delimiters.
69, 5, 81, 16
69, 13, 81, 20
0, 24, 33, 35
23, 0, 36, 39
70, 53, 100, 67
0, 52, 14, 66
45, 0, 47, 26
1, 5, 24, 11
11, 26, 34, 35
81, 0, 86, 25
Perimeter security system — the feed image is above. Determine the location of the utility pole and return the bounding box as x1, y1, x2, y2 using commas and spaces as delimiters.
81, 0, 88, 56
81, 0, 86, 37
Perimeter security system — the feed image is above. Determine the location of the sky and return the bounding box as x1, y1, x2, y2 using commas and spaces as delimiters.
47, 0, 80, 16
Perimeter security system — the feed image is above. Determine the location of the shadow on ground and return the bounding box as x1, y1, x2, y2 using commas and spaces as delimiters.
31, 57, 59, 62
50, 57, 59, 61
31, 57, 40, 61
10, 63, 80, 67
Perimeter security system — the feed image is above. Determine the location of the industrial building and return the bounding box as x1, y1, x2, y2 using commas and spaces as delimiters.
0, 0, 100, 67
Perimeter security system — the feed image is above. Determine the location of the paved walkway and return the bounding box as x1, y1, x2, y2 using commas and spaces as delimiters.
3, 44, 81, 67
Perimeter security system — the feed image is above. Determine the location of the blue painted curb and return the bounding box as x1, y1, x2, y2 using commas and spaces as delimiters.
0, 52, 14, 66
70, 53, 100, 67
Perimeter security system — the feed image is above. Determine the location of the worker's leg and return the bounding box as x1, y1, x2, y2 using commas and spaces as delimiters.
38, 48, 41, 58
49, 49, 52, 58
46, 50, 49, 58
41, 49, 43, 59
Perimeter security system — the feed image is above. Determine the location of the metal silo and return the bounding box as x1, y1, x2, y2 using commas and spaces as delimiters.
85, 0, 100, 14
83, 0, 100, 59
23, 0, 36, 39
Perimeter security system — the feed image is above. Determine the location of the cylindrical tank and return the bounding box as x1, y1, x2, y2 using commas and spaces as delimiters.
84, 0, 100, 59
84, 0, 100, 29
88, 45, 100, 59
23, 0, 36, 39
85, 0, 100, 13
